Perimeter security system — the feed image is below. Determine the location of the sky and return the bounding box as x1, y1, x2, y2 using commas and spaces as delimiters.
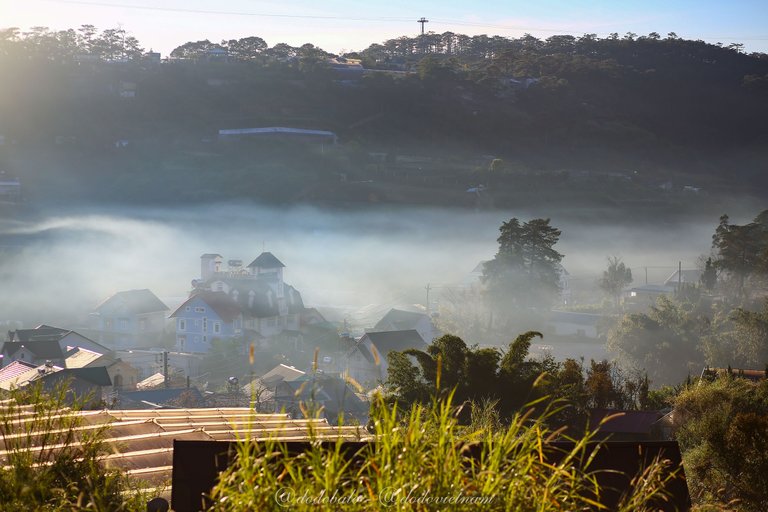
1, 0, 767, 56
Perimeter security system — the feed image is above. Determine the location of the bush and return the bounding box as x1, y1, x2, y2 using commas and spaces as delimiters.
674, 377, 768, 511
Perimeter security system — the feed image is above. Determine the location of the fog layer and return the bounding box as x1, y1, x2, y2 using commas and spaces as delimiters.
0, 202, 726, 330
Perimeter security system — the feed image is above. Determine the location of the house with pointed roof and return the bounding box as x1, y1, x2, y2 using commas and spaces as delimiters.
89, 289, 169, 350
0, 360, 36, 387
241, 363, 305, 411
169, 291, 244, 353
1, 340, 65, 366
372, 308, 440, 344
0, 359, 112, 405
173, 252, 306, 353
10, 325, 110, 352
274, 372, 368, 424
664, 269, 703, 289
65, 347, 139, 391
345, 329, 428, 387
1, 325, 110, 367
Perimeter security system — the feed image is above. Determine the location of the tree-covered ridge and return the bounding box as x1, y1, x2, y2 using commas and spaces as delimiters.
1, 27, 767, 206
0, 25, 144, 61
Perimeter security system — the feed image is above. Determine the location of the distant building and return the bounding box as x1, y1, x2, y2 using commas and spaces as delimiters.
1, 325, 110, 367
169, 291, 243, 353
371, 308, 440, 344
241, 363, 305, 411
326, 57, 364, 81
547, 311, 605, 339
345, 330, 427, 387
206, 48, 228, 62
171, 252, 305, 353
119, 81, 136, 98
274, 372, 368, 424
65, 347, 139, 391
144, 51, 161, 64
623, 284, 675, 310
0, 360, 112, 406
700, 366, 766, 382
664, 269, 702, 289
115, 349, 203, 381
89, 289, 170, 350
218, 127, 338, 145
0, 360, 37, 388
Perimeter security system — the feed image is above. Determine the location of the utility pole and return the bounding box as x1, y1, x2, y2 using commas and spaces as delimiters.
425, 283, 431, 314
417, 17, 429, 35
678, 261, 682, 291
163, 351, 169, 389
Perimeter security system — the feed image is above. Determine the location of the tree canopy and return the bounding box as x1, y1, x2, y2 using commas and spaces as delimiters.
599, 256, 633, 308
712, 211, 768, 297
482, 218, 564, 316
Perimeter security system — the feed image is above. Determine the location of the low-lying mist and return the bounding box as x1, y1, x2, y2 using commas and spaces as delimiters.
0, 202, 726, 332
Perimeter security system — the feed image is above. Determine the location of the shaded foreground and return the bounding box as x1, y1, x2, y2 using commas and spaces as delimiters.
202, 394, 687, 511
0, 386, 688, 511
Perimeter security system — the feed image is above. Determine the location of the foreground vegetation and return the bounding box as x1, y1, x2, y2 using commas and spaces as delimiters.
0, 385, 148, 511
209, 392, 679, 511
3, 375, 767, 510
674, 376, 768, 511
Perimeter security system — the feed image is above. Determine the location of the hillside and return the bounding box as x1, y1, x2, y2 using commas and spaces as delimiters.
0, 28, 766, 211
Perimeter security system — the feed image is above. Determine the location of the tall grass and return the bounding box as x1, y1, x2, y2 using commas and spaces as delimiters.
0, 383, 148, 511
208, 391, 679, 511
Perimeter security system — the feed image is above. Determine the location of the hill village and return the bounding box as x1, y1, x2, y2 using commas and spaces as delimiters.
0, 251, 450, 422
0, 249, 703, 422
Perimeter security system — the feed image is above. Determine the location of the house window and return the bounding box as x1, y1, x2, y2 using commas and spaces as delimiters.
118, 318, 129, 330
179, 319, 186, 331
185, 306, 191, 312
203, 317, 208, 332
105, 319, 113, 330
215, 282, 224, 291
203, 335, 207, 343
214, 322, 221, 334
195, 319, 201, 328
139, 318, 147, 331
195, 307, 206, 313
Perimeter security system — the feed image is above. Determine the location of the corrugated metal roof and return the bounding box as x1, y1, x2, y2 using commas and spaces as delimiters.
65, 348, 105, 368
0, 360, 36, 382
1, 405, 370, 495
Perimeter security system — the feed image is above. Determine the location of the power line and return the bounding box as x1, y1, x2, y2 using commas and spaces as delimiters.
39, 0, 413, 22
31, 1, 768, 42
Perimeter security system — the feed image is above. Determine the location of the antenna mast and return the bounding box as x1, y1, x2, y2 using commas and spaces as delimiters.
417, 17, 429, 35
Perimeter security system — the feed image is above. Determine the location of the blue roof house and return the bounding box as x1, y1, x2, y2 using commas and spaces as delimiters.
169, 291, 243, 353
